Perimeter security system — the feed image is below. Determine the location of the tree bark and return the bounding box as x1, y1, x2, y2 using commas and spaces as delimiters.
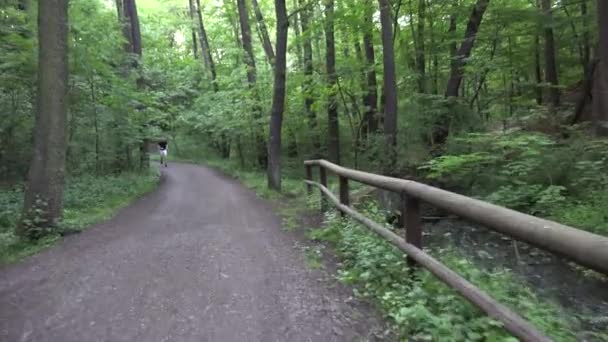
19, 0, 69, 237
299, 0, 320, 156
416, 0, 426, 93
188, 0, 199, 59
428, 4, 438, 95
292, 0, 303, 68
445, 0, 489, 98
325, 0, 340, 164
195, 0, 219, 92
534, 31, 543, 105
581, 0, 590, 69
115, 0, 124, 20
593, 0, 608, 135
251, 0, 275, 65
237, 0, 267, 168
541, 0, 560, 109
122, 0, 148, 169
433, 0, 489, 146
378, 0, 398, 171
267, 0, 288, 190
362, 0, 378, 138
123, 0, 142, 57
448, 1, 458, 73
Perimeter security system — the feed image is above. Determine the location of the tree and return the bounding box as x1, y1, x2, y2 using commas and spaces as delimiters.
445, 0, 490, 98
378, 0, 397, 170
122, 0, 142, 58
267, 0, 288, 190
325, 0, 340, 164
299, 0, 320, 156
188, 0, 199, 58
19, 0, 69, 237
361, 0, 378, 139
435, 0, 490, 146
118, 0, 148, 169
593, 0, 608, 136
541, 0, 560, 110
415, 0, 426, 93
251, 0, 275, 65
237, 0, 267, 168
195, 0, 219, 92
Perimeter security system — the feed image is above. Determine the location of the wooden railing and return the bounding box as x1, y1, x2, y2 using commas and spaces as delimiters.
304, 159, 608, 342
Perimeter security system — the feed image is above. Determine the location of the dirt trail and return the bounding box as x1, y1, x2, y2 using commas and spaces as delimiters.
0, 163, 385, 342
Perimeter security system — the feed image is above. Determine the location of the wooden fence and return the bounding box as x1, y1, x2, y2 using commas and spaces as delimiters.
304, 159, 608, 342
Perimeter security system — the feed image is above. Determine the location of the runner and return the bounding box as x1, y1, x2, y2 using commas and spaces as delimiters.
158, 140, 168, 167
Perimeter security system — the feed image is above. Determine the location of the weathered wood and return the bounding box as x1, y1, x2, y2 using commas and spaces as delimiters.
305, 164, 313, 195
319, 166, 327, 211
304, 159, 608, 275
305, 180, 551, 342
339, 176, 349, 217
401, 193, 422, 267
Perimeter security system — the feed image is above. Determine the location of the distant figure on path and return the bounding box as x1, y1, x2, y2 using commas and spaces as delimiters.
158, 140, 168, 167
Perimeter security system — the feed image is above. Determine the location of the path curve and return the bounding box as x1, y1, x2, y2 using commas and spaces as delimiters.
0, 163, 385, 342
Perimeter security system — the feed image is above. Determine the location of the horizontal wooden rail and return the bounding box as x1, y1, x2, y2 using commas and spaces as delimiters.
305, 180, 550, 341
304, 159, 608, 275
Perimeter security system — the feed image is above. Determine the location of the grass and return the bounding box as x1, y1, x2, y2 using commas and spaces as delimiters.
0, 169, 159, 264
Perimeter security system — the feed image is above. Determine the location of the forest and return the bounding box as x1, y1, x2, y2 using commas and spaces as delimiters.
1, 0, 608, 339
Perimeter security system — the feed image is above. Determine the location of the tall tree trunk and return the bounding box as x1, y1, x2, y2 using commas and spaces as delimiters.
593, 0, 608, 135
581, 0, 590, 69
378, 0, 398, 171
534, 31, 543, 105
91, 77, 100, 174
325, 0, 340, 164
122, 0, 147, 169
362, 1, 378, 138
268, 0, 288, 190
19, 0, 69, 237
445, 0, 489, 98
251, 0, 275, 65
416, 0, 426, 93
429, 4, 438, 95
292, 0, 303, 68
123, 0, 142, 57
188, 0, 199, 59
115, 0, 124, 20
435, 0, 489, 146
299, 0, 320, 156
448, 1, 458, 72
195, 0, 219, 92
237, 0, 267, 168
541, 0, 560, 109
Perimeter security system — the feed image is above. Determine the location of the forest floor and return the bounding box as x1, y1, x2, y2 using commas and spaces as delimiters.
0, 163, 389, 342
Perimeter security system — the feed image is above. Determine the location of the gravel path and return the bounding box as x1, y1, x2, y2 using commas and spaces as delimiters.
0, 163, 386, 342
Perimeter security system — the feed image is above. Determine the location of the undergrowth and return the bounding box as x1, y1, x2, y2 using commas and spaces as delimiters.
0, 170, 158, 264
421, 131, 608, 236
309, 204, 601, 341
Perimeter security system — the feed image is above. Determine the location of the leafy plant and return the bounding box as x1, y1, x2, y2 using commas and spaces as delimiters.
313, 204, 584, 341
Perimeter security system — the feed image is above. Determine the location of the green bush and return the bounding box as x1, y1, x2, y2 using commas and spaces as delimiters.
420, 132, 608, 229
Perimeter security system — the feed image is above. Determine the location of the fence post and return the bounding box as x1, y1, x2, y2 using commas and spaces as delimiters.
305, 164, 313, 195
339, 176, 349, 217
400, 192, 422, 267
320, 166, 327, 212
